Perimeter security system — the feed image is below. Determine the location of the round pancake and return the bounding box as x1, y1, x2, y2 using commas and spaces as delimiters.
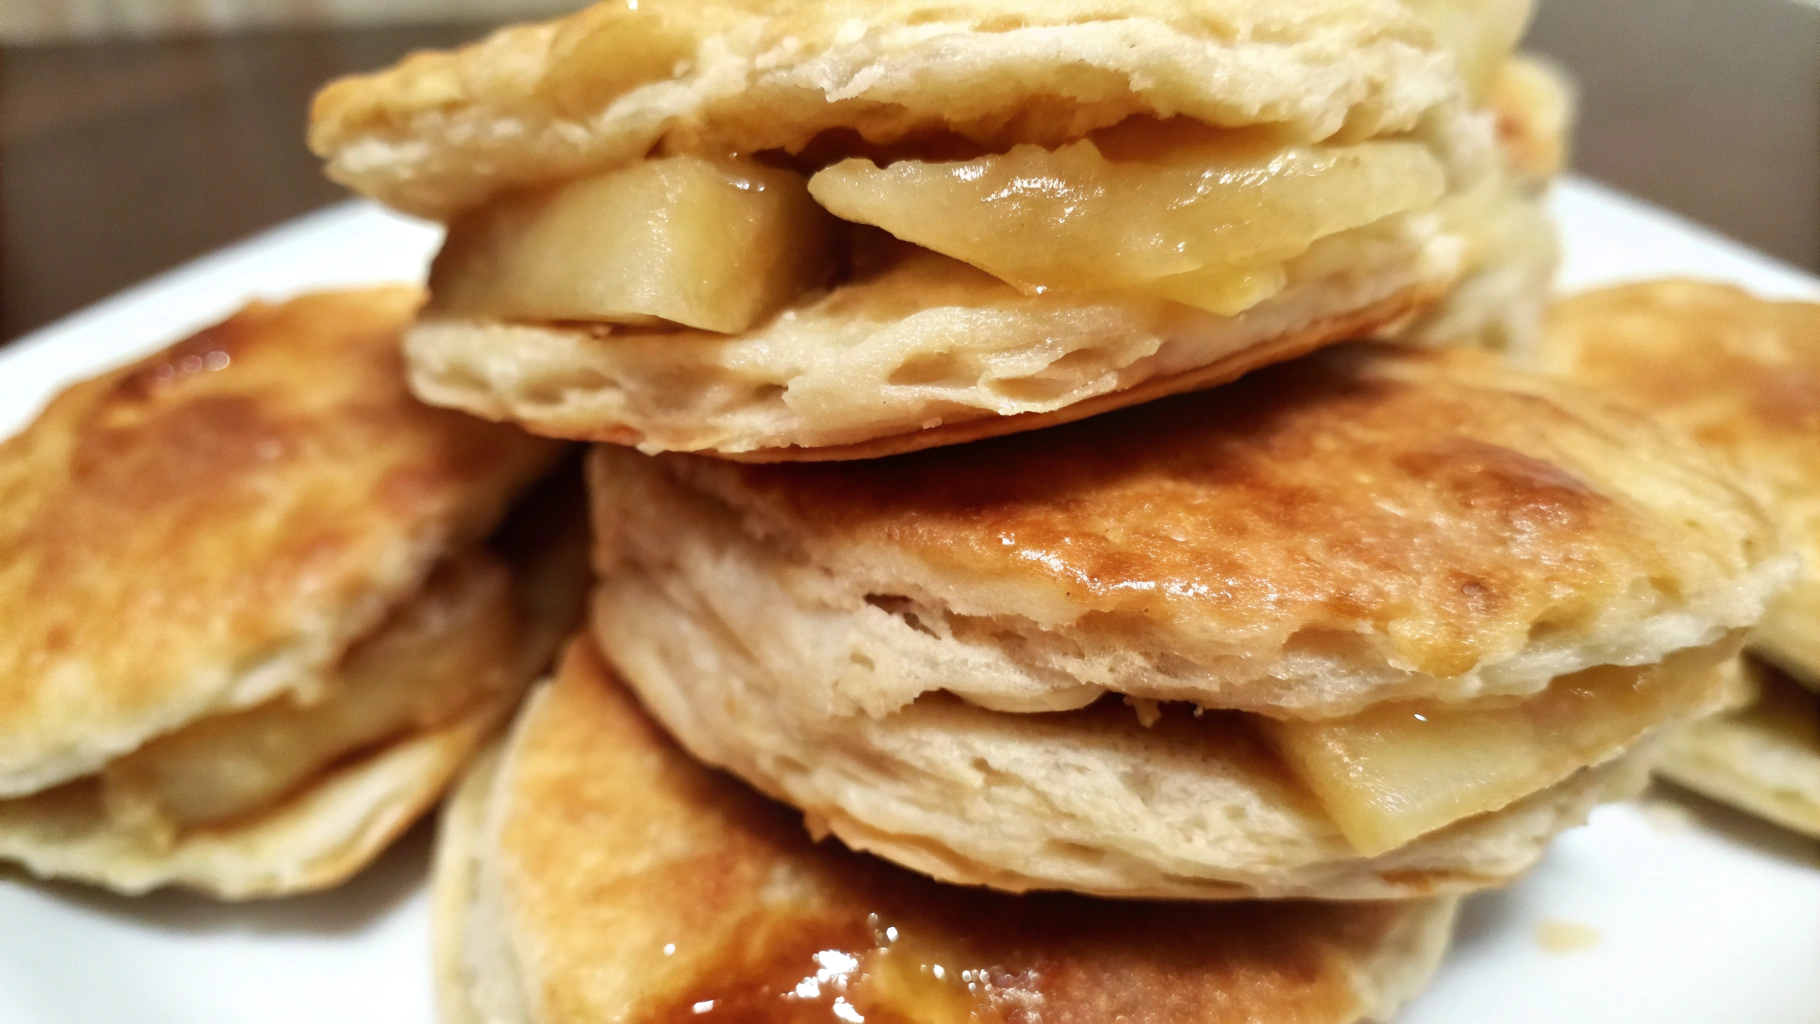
1536, 281, 1820, 690
434, 639, 1461, 1024
586, 342, 1766, 896
0, 456, 591, 898
591, 342, 1787, 720
311, 0, 1475, 220
0, 288, 564, 797
1655, 659, 1820, 839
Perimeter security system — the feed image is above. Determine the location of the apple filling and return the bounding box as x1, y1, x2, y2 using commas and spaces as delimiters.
807, 125, 1447, 316
97, 550, 522, 832
430, 155, 837, 334
427, 121, 1451, 332
1260, 640, 1735, 855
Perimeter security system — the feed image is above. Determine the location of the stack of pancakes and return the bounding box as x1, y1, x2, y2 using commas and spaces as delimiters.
308, 2, 1804, 1021
1, 0, 1802, 1021
302, 2, 1799, 1022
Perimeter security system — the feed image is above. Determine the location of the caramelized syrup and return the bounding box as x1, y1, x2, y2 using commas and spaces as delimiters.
645, 866, 1377, 1024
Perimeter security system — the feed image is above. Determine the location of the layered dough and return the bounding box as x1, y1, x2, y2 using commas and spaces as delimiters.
97, 552, 519, 832
435, 639, 1461, 1024
0, 694, 504, 901
592, 564, 1662, 898
310, 0, 1564, 457
586, 343, 1786, 897
0, 290, 582, 897
0, 534, 584, 898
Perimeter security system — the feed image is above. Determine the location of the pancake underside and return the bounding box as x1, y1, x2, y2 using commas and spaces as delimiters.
406, 213, 1467, 457
1657, 719, 1820, 839
432, 740, 511, 1024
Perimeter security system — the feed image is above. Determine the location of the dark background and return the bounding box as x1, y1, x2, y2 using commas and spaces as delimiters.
2, 0, 1817, 343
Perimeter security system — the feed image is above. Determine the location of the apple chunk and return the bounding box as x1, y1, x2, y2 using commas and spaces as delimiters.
100, 552, 519, 828
1261, 641, 1734, 856
807, 127, 1445, 315
431, 155, 835, 333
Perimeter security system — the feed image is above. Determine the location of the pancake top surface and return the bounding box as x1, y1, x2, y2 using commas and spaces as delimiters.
664, 342, 1783, 688
1539, 280, 1820, 681
478, 639, 1451, 1024
310, 0, 1474, 218
0, 288, 563, 795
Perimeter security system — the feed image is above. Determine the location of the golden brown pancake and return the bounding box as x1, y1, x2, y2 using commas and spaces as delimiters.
434, 639, 1461, 1024
587, 341, 1783, 897
0, 289, 584, 897
1536, 280, 1820, 837
1537, 281, 1820, 689
312, 0, 1558, 459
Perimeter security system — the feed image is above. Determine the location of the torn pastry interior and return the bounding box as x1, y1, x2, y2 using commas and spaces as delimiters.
434, 638, 1461, 1024
310, 0, 1561, 459
587, 342, 1789, 899
0, 289, 588, 899
1536, 280, 1820, 836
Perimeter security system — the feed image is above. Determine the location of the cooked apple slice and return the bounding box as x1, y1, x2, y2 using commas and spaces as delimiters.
807, 127, 1445, 315
1262, 641, 1734, 855
100, 551, 520, 828
432, 155, 835, 333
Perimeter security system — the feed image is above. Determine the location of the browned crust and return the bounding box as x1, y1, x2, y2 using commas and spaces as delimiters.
0, 288, 566, 796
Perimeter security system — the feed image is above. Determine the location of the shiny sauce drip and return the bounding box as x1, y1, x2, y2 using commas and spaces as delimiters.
642, 870, 1383, 1024
650, 908, 1026, 1024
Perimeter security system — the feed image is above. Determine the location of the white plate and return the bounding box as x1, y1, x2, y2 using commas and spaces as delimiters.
1, 178, 1817, 1024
